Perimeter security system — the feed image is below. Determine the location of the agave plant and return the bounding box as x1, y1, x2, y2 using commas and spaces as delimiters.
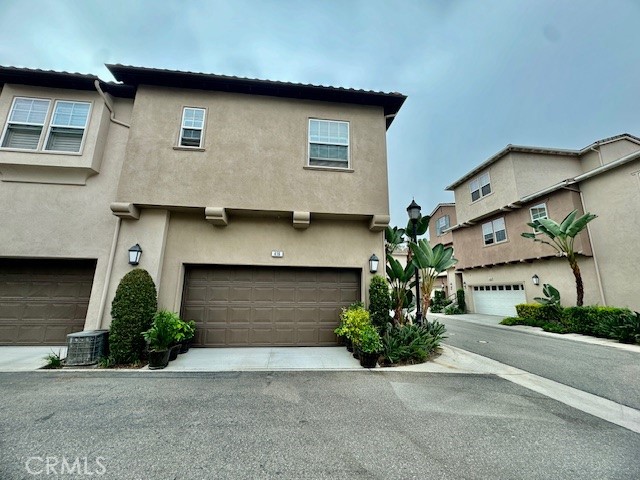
409, 239, 458, 312
522, 209, 597, 306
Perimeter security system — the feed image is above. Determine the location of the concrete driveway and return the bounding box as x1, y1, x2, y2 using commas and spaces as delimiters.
0, 346, 67, 372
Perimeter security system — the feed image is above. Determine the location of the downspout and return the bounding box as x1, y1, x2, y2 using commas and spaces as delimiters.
94, 80, 131, 129
578, 191, 606, 306
97, 217, 121, 329
590, 146, 604, 166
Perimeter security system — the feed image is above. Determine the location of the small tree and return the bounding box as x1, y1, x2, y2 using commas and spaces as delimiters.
409, 240, 458, 312
522, 210, 597, 306
108, 268, 158, 365
386, 256, 415, 325
368, 275, 392, 330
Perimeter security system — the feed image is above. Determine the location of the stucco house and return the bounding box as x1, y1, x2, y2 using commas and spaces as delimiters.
441, 134, 640, 316
0, 64, 405, 346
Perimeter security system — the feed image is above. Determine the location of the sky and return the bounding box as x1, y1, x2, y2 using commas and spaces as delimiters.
2, 0, 639, 226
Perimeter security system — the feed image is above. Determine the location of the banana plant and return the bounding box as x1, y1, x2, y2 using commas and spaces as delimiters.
409, 239, 458, 312
522, 209, 597, 306
384, 226, 406, 259
386, 255, 415, 325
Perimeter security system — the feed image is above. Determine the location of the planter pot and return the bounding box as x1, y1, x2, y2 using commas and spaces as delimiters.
179, 339, 191, 354
352, 347, 361, 360
345, 338, 353, 352
359, 352, 379, 368
169, 344, 180, 361
148, 349, 170, 370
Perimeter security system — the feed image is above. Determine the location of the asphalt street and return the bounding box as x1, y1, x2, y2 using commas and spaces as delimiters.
434, 315, 640, 410
1, 371, 639, 480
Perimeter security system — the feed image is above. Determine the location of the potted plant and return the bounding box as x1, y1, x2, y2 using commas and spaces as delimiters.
177, 319, 196, 353
334, 303, 370, 353
358, 324, 382, 368
142, 310, 175, 369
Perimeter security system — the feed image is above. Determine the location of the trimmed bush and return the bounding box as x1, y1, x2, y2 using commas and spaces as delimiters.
334, 304, 371, 344
515, 303, 543, 321
456, 288, 466, 313
108, 269, 158, 365
368, 275, 392, 330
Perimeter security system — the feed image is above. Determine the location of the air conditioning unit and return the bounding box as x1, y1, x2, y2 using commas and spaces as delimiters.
65, 330, 109, 367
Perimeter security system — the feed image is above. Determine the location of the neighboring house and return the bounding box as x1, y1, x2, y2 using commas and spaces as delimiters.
441, 134, 640, 316
0, 64, 406, 346
427, 203, 459, 299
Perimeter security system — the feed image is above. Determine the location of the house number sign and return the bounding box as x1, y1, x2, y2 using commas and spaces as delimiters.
271, 250, 284, 258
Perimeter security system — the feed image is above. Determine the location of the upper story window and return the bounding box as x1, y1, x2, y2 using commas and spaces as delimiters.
308, 119, 349, 169
470, 172, 491, 202
436, 215, 450, 236
180, 107, 206, 148
482, 217, 506, 245
530, 203, 548, 222
0, 97, 90, 153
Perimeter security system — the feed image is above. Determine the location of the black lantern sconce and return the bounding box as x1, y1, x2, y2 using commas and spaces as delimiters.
369, 254, 379, 273
128, 244, 142, 266
532, 274, 540, 286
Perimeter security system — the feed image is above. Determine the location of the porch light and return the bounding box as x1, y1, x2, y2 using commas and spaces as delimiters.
532, 274, 540, 286
369, 254, 379, 273
128, 244, 142, 265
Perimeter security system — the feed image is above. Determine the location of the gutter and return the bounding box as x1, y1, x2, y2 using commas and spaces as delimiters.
94, 80, 131, 128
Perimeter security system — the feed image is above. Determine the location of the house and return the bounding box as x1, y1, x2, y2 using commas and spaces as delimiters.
442, 134, 640, 316
0, 64, 406, 346
427, 203, 460, 299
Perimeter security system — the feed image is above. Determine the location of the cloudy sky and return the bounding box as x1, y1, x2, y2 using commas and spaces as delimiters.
2, 0, 639, 226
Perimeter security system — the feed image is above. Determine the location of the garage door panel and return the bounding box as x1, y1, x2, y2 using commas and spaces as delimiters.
183, 265, 360, 347
0, 259, 95, 345
473, 284, 526, 317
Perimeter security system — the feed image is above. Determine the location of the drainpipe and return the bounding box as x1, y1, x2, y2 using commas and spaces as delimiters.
590, 146, 604, 166
579, 191, 606, 306
94, 80, 131, 129
97, 217, 121, 329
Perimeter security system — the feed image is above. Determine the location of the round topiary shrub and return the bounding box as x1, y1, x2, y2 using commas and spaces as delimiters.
369, 275, 392, 330
108, 268, 157, 365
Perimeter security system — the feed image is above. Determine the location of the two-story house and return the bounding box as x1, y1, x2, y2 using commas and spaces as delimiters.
0, 64, 406, 346
443, 134, 640, 316
427, 203, 459, 298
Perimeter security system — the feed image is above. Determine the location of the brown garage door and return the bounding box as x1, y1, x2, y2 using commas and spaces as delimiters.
182, 265, 361, 347
0, 259, 96, 345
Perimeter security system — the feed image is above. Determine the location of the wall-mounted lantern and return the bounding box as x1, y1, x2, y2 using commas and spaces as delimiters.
128, 244, 142, 266
532, 274, 540, 286
369, 254, 379, 273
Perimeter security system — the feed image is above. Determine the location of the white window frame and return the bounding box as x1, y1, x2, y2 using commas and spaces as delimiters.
482, 217, 507, 246
469, 172, 491, 202
530, 203, 548, 222
178, 107, 206, 149
0, 97, 52, 151
1, 96, 92, 154
308, 118, 350, 169
436, 215, 450, 236
43, 100, 91, 153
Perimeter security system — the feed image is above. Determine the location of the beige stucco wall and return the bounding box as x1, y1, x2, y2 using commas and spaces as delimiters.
116, 86, 389, 216
0, 86, 133, 330
512, 152, 581, 198
99, 210, 385, 328
579, 159, 640, 310
429, 204, 456, 246
461, 256, 599, 311
452, 189, 591, 269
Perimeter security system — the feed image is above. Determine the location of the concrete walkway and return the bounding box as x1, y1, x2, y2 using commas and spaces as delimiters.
0, 346, 67, 372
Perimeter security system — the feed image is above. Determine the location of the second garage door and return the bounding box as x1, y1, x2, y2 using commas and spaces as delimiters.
181, 265, 361, 347
472, 284, 526, 317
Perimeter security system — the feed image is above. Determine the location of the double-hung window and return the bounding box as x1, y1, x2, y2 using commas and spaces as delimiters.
1, 97, 51, 150
436, 215, 450, 236
308, 119, 349, 168
482, 217, 506, 245
530, 203, 548, 222
1, 97, 91, 153
470, 172, 491, 202
180, 107, 205, 148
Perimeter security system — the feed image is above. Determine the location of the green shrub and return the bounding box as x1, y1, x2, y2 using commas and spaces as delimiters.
444, 304, 464, 315
142, 310, 178, 352
500, 316, 526, 326
108, 268, 157, 365
380, 321, 445, 365
541, 322, 568, 333
430, 290, 451, 313
456, 288, 466, 313
368, 275, 392, 330
334, 304, 371, 344
357, 324, 383, 354
561, 306, 597, 335
590, 307, 638, 342
515, 303, 543, 321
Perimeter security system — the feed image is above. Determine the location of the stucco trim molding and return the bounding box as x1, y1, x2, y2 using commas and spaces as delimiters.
369, 214, 390, 232
0, 164, 98, 185
110, 202, 140, 220
292, 211, 310, 229
205, 207, 228, 226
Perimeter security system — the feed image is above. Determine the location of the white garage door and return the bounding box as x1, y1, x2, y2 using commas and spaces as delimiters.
472, 284, 526, 317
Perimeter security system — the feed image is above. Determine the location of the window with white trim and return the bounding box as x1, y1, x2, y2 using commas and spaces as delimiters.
308, 119, 349, 168
44, 101, 91, 152
469, 172, 491, 202
482, 217, 506, 245
1, 97, 91, 153
180, 107, 206, 148
436, 215, 450, 236
530, 203, 548, 222
1, 97, 51, 150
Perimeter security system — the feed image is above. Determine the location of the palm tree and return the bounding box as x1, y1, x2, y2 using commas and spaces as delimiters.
522, 209, 597, 306
409, 240, 458, 312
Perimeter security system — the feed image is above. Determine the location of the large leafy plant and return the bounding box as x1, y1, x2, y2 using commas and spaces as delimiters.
409, 240, 458, 312
386, 256, 415, 325
522, 209, 597, 306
